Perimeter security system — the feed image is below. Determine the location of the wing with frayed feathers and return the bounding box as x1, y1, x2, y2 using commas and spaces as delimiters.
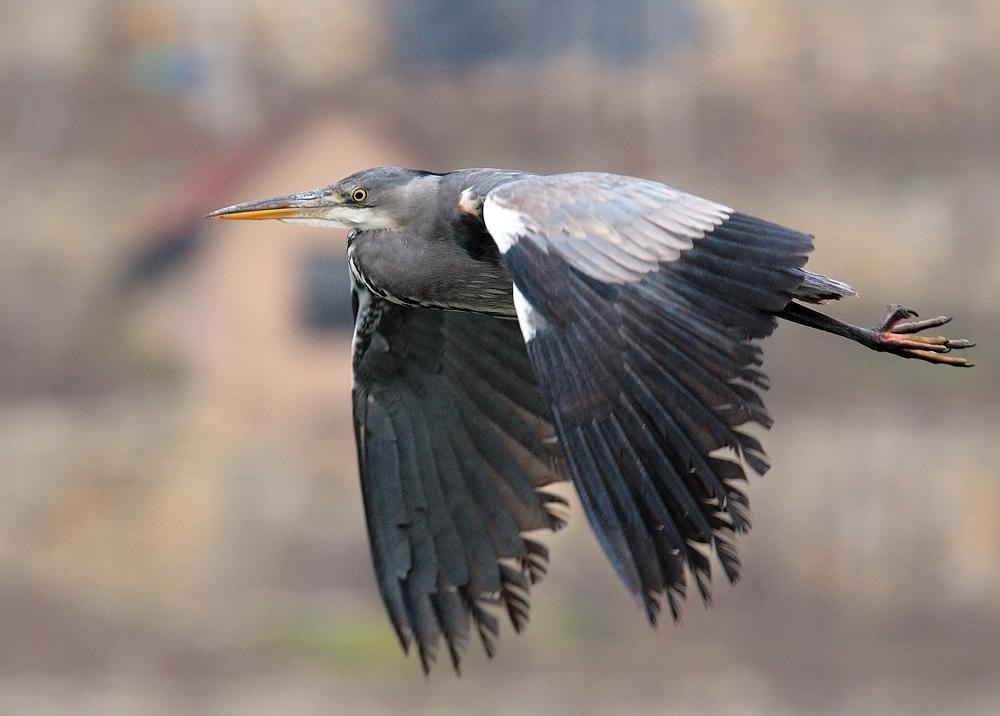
351, 287, 567, 673
483, 172, 813, 622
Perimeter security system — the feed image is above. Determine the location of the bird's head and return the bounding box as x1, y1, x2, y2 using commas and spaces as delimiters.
207, 166, 440, 231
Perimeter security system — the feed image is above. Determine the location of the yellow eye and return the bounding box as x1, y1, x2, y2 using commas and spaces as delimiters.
351, 188, 367, 203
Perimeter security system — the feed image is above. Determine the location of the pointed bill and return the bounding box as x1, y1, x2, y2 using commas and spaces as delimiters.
206, 189, 325, 220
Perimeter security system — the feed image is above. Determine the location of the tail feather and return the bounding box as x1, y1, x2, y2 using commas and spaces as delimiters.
793, 270, 856, 303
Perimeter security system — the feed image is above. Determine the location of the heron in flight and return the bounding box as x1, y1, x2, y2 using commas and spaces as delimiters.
209, 168, 972, 673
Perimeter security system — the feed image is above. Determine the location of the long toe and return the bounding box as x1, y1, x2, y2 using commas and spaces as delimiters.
900, 349, 974, 366
890, 315, 951, 334
880, 333, 950, 352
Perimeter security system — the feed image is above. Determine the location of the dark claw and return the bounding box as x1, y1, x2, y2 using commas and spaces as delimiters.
876, 304, 918, 332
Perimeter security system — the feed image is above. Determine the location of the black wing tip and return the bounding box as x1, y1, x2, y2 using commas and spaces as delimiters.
419, 646, 436, 676
404, 545, 556, 674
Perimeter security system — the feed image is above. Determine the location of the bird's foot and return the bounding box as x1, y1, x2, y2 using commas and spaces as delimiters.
866, 304, 974, 366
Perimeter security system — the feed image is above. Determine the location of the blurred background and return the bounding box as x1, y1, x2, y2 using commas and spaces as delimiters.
0, 0, 998, 713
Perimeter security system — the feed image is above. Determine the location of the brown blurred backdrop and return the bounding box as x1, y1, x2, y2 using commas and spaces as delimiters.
0, 0, 998, 713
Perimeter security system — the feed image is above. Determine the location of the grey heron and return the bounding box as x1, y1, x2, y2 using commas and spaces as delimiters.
209, 167, 972, 673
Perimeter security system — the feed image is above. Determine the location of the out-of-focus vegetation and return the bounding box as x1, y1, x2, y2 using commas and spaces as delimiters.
0, 1, 997, 713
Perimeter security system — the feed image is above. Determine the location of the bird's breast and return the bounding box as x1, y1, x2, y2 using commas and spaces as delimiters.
349, 230, 517, 317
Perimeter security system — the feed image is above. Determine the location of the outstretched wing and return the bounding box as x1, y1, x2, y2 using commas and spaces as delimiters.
351, 286, 567, 673
483, 172, 813, 621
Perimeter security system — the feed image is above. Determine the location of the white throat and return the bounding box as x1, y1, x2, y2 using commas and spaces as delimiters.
280, 205, 400, 231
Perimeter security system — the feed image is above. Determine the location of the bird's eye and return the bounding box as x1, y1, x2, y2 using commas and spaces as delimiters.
351, 188, 367, 203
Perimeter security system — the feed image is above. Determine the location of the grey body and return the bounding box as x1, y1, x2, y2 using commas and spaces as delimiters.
208, 166, 967, 674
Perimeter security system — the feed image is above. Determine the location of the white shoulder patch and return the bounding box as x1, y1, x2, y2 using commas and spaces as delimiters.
483, 196, 529, 254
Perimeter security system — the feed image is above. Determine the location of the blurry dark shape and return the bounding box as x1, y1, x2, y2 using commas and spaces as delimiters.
299, 251, 355, 332
389, 0, 694, 70
209, 167, 973, 673
124, 224, 204, 287
121, 129, 284, 290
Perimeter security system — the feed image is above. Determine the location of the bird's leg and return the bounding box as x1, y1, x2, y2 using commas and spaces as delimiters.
777, 301, 974, 366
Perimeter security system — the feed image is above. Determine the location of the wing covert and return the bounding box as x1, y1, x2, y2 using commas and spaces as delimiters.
484, 172, 732, 282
